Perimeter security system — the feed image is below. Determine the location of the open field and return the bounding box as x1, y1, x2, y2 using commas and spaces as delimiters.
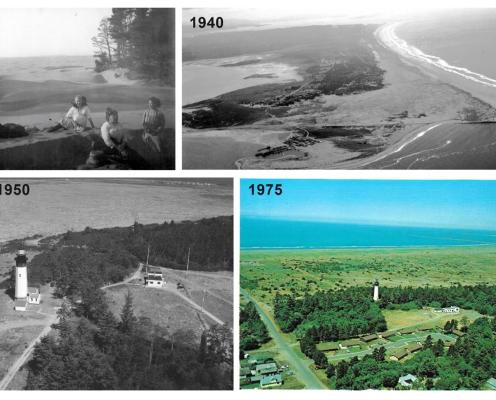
241, 246, 496, 303
383, 308, 482, 331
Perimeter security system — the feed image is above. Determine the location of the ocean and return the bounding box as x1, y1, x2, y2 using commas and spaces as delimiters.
0, 179, 232, 243
241, 217, 496, 249
396, 10, 496, 81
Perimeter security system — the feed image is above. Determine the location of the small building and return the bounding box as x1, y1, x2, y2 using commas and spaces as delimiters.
14, 299, 27, 311
390, 349, 408, 361
144, 266, 165, 288
260, 374, 283, 388
486, 377, 496, 390
254, 362, 278, 376
27, 287, 41, 304
361, 333, 378, 343
317, 342, 340, 352
399, 374, 417, 387
441, 306, 460, 313
407, 343, 423, 353
399, 327, 416, 335
380, 331, 396, 340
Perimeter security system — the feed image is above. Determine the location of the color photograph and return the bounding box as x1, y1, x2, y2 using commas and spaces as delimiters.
240, 179, 496, 390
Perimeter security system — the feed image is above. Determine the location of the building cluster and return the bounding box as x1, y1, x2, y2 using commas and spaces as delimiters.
240, 354, 285, 389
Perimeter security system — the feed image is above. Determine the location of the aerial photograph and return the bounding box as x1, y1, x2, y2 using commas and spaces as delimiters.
240, 180, 496, 390
183, 8, 496, 169
0, 9, 175, 169
0, 179, 233, 390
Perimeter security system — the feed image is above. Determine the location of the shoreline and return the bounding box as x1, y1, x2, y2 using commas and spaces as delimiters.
241, 243, 496, 251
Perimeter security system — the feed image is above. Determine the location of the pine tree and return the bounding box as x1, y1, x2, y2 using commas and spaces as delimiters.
119, 289, 138, 334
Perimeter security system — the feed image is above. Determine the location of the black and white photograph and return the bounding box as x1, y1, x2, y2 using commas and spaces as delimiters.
0, 179, 233, 390
183, 7, 496, 169
0, 9, 175, 169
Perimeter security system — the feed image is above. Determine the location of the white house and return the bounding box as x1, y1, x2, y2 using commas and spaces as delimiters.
27, 287, 41, 305
442, 306, 460, 313
145, 266, 165, 288
399, 374, 417, 387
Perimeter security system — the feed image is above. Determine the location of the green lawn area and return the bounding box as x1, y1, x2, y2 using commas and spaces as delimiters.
241, 246, 496, 303
383, 308, 483, 331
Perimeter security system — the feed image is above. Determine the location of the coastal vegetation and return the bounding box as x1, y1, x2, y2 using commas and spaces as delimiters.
26, 290, 232, 389
21, 216, 232, 299
92, 8, 175, 84
240, 301, 271, 351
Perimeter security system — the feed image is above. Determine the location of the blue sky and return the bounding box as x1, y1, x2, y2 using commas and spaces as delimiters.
241, 180, 496, 230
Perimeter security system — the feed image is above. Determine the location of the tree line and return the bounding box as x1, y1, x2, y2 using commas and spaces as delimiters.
273, 284, 496, 344
25, 216, 232, 299
239, 302, 271, 352
26, 288, 232, 389
92, 8, 174, 84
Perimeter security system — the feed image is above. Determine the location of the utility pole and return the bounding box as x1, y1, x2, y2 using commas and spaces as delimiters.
186, 247, 190, 276
201, 289, 206, 313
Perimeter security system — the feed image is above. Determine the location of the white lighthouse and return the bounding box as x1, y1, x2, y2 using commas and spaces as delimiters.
15, 250, 28, 299
373, 280, 379, 302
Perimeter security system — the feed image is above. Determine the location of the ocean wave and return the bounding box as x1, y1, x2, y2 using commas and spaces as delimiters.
376, 22, 496, 88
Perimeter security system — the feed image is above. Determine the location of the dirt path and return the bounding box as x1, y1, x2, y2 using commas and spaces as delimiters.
241, 289, 326, 389
0, 263, 143, 390
160, 285, 224, 325
0, 314, 57, 390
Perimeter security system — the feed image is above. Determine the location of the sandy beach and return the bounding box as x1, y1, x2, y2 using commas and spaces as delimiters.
183, 26, 493, 169
0, 57, 175, 169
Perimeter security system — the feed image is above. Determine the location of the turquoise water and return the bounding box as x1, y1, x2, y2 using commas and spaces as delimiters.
241, 217, 496, 249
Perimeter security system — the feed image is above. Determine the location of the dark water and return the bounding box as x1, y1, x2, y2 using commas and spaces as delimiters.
241, 217, 496, 249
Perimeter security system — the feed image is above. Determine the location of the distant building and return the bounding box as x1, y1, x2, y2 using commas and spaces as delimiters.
486, 378, 496, 390
399, 374, 417, 387
390, 349, 408, 361
361, 333, 378, 343
144, 266, 165, 287
442, 306, 460, 313
254, 362, 278, 376
260, 374, 283, 388
373, 280, 379, 302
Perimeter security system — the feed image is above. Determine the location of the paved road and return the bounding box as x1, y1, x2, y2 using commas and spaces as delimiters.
241, 289, 326, 390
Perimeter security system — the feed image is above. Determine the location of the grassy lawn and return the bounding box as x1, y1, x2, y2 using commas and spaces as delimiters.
383, 308, 483, 331
241, 246, 496, 303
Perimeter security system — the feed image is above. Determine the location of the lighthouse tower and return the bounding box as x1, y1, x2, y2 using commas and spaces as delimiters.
373, 280, 379, 302
15, 250, 28, 299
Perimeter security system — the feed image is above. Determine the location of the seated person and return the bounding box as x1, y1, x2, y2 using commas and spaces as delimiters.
47, 95, 95, 133
100, 108, 127, 158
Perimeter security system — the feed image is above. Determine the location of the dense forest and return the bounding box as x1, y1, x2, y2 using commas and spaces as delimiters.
331, 318, 496, 390
239, 302, 271, 352
26, 289, 232, 390
273, 285, 496, 342
27, 216, 232, 299
92, 8, 175, 84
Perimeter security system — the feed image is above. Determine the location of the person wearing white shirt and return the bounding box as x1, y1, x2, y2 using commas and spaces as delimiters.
100, 108, 127, 158
47, 95, 95, 133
